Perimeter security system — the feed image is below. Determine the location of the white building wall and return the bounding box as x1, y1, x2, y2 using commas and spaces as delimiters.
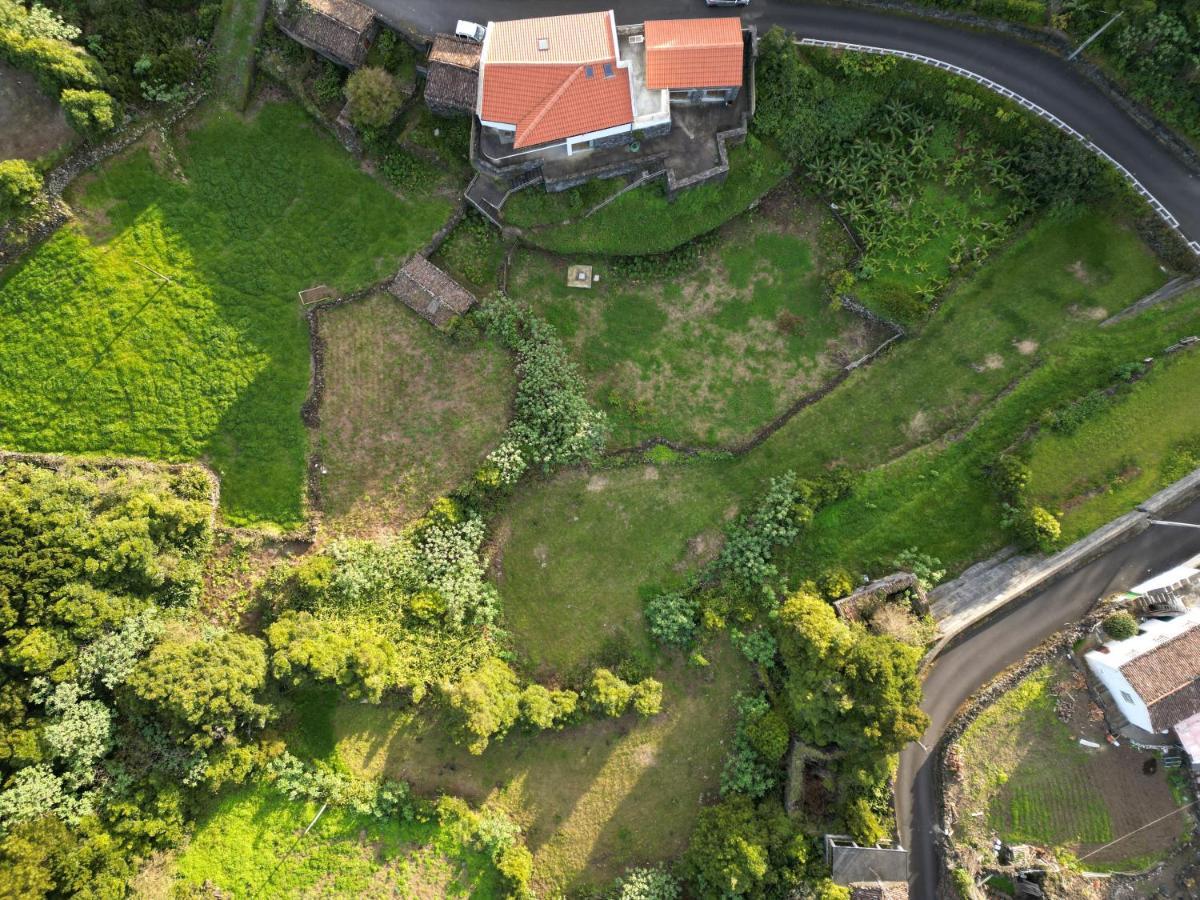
1086, 655, 1154, 731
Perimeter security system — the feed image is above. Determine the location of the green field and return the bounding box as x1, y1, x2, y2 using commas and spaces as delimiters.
1027, 318, 1200, 539
512, 192, 868, 447
314, 293, 514, 536
495, 206, 1187, 672
172, 784, 506, 897
0, 101, 451, 528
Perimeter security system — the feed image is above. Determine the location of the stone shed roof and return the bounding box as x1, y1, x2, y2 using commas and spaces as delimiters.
387, 256, 476, 328
1120, 622, 1200, 731
430, 34, 482, 70
850, 884, 909, 900
426, 35, 480, 112
285, 0, 376, 67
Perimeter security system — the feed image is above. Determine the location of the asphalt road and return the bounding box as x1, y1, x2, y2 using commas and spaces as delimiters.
375, 0, 1200, 248
897, 499, 1200, 899
367, 0, 1200, 893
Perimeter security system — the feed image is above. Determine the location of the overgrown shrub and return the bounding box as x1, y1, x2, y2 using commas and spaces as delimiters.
611, 865, 682, 900
720, 694, 781, 799
0, 0, 104, 94
0, 159, 43, 211
312, 62, 343, 106
519, 683, 578, 730
60, 89, 119, 138
266, 611, 399, 703
478, 295, 607, 472
269, 752, 414, 819
644, 591, 699, 649
1102, 610, 1138, 640
441, 657, 521, 754
344, 66, 403, 129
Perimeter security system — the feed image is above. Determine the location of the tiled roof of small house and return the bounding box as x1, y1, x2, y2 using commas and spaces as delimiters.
1120, 623, 1200, 731
643, 18, 743, 90
388, 256, 476, 328
429, 34, 481, 71
478, 11, 633, 149
426, 35, 480, 112
285, 0, 376, 67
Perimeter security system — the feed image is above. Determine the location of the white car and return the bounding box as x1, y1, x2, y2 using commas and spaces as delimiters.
456, 20, 486, 42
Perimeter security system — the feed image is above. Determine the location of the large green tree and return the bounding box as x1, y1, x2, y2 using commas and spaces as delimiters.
125, 629, 270, 749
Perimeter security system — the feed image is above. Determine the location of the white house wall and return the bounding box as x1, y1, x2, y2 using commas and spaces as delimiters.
1086, 654, 1155, 732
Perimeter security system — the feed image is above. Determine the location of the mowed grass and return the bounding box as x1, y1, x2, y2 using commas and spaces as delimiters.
511, 193, 872, 447
333, 641, 749, 895
171, 783, 505, 897
314, 293, 514, 536
515, 138, 791, 256
952, 662, 1186, 869
955, 665, 1111, 848
496, 207, 1183, 671
0, 101, 451, 528
1027, 317, 1200, 540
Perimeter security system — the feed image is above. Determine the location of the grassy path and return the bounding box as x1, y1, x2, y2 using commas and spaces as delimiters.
211, 0, 269, 109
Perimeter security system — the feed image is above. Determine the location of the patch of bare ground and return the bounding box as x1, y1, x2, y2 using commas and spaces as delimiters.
200, 530, 307, 630
313, 293, 514, 538
1069, 303, 1109, 321
1014, 339, 1039, 355
0, 61, 75, 161
972, 353, 1006, 372
674, 529, 724, 573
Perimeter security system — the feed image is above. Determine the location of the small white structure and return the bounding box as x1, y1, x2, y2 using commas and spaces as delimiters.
1086, 607, 1200, 734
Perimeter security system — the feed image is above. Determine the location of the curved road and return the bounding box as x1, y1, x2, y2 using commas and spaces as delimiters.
898, 500, 1200, 899
383, 0, 1200, 249
376, 1, 1200, 894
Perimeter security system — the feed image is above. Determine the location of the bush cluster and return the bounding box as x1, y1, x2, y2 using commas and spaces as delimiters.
477, 295, 608, 476
989, 454, 1062, 553
1102, 610, 1138, 641
644, 468, 852, 650
0, 160, 43, 212
441, 659, 662, 755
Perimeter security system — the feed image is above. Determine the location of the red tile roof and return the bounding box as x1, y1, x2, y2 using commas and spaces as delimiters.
1121, 624, 1200, 731
478, 11, 633, 148
644, 18, 744, 91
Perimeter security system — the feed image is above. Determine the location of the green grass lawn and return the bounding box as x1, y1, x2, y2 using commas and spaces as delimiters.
332, 641, 749, 895
1027, 317, 1200, 540
495, 206, 1187, 672
171, 783, 506, 897
952, 663, 1186, 870
0, 101, 451, 529
314, 293, 514, 536
514, 137, 791, 256
510, 191, 869, 447
431, 210, 508, 295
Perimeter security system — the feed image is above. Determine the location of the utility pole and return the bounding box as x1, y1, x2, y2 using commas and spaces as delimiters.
1067, 10, 1124, 61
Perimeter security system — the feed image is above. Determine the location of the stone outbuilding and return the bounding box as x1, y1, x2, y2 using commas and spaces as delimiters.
387, 255, 477, 329
278, 0, 378, 68
423, 35, 481, 116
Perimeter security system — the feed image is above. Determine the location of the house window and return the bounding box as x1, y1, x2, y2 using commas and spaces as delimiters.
704, 89, 726, 99
1121, 691, 1135, 705
602, 63, 614, 79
